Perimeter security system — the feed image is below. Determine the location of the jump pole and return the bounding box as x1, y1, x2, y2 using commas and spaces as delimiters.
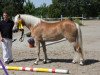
0, 66, 69, 74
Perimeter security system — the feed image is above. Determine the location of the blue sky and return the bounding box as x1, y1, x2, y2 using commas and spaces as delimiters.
30, 0, 52, 7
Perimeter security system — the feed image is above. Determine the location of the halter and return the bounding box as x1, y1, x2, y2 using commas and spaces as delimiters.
18, 20, 24, 30
18, 19, 24, 42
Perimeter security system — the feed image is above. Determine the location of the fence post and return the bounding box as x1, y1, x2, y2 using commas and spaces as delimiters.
82, 14, 84, 25
41, 16, 43, 19
61, 15, 63, 21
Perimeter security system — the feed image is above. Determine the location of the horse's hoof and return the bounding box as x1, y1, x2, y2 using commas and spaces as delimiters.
34, 62, 38, 65
43, 61, 47, 64
46, 60, 51, 63
79, 61, 84, 66
72, 60, 76, 64
43, 60, 51, 64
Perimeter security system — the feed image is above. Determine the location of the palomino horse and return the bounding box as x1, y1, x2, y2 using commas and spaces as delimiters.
13, 14, 84, 65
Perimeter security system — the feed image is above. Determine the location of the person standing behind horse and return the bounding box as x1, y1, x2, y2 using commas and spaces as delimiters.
0, 11, 14, 64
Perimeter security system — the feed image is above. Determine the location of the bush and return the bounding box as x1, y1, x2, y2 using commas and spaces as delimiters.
74, 18, 84, 26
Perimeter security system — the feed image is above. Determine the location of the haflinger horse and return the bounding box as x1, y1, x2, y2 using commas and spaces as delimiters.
13, 14, 84, 65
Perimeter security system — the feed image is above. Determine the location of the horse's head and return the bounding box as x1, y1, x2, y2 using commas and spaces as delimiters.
13, 14, 24, 32
13, 14, 43, 32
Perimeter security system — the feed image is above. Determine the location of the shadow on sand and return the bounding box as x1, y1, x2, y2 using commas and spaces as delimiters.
49, 58, 100, 65
84, 59, 100, 65
14, 58, 100, 66
14, 58, 36, 62
14, 58, 71, 63
49, 58, 72, 63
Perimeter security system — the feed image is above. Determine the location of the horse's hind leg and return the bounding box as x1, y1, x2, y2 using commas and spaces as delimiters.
72, 42, 84, 65
34, 41, 40, 65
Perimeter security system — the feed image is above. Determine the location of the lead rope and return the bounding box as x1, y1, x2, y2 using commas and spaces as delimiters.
19, 29, 24, 42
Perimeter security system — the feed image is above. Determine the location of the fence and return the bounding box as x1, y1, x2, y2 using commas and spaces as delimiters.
0, 15, 100, 21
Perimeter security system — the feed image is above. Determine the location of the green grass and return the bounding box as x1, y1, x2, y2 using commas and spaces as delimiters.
74, 18, 84, 26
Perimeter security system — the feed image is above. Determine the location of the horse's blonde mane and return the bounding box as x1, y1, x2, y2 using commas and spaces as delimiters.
14, 14, 43, 26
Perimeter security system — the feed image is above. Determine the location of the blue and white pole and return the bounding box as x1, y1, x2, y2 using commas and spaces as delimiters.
0, 60, 9, 75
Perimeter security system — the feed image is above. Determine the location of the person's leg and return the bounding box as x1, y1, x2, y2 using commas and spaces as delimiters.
7, 38, 13, 61
1, 38, 9, 62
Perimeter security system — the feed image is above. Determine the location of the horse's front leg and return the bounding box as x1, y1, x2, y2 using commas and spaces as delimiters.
41, 41, 48, 63
34, 41, 40, 65
41, 41, 51, 64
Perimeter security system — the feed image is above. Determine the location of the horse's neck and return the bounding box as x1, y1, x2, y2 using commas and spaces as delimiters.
22, 15, 41, 27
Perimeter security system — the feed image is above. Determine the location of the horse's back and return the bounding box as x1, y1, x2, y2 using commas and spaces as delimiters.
33, 20, 77, 41
37, 19, 77, 37
41, 20, 76, 33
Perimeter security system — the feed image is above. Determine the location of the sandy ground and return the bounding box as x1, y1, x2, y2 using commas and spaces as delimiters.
0, 20, 100, 75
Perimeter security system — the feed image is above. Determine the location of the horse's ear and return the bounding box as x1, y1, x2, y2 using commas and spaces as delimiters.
18, 14, 21, 18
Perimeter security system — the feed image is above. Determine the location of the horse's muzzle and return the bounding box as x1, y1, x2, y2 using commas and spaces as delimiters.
13, 28, 18, 33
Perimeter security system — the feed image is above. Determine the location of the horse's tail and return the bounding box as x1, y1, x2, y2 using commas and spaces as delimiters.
75, 23, 83, 55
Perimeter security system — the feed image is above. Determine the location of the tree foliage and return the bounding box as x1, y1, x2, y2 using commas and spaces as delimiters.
0, 0, 25, 16
0, 0, 100, 18
50, 0, 100, 17
23, 0, 35, 15
35, 3, 48, 17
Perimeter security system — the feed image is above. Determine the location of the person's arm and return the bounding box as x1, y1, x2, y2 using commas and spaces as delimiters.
0, 32, 3, 42
0, 23, 4, 42
0, 32, 2, 42
0, 22, 1, 41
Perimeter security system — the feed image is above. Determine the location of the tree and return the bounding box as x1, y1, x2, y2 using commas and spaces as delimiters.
13, 0, 25, 14
35, 3, 48, 17
50, 0, 100, 17
1, 0, 100, 18
23, 0, 35, 15
0, 0, 25, 16
0, 1, 3, 17
48, 0, 62, 18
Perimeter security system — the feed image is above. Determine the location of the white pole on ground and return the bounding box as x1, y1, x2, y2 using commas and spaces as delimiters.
0, 66, 69, 74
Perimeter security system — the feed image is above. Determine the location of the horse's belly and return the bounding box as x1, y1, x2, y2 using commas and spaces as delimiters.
42, 35, 64, 41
